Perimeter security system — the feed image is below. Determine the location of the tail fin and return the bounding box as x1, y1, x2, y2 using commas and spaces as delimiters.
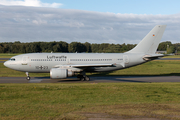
127, 25, 166, 54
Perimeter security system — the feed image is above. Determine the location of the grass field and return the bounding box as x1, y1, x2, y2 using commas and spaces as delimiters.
1, 83, 180, 119
163, 55, 180, 58
0, 53, 20, 58
1, 54, 180, 119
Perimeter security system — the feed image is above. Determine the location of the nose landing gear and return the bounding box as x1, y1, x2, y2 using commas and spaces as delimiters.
25, 72, 31, 80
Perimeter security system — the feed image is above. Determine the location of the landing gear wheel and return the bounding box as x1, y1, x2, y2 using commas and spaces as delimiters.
77, 71, 90, 81
25, 72, 30, 80
85, 76, 90, 81
26, 76, 31, 80
80, 77, 85, 81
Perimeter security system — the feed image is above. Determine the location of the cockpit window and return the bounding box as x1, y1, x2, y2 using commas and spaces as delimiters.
10, 58, 16, 61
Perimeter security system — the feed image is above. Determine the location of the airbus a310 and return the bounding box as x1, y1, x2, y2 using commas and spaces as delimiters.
4, 25, 167, 81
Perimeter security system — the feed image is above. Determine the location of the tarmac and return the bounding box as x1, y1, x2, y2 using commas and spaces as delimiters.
0, 76, 180, 83
0, 58, 9, 63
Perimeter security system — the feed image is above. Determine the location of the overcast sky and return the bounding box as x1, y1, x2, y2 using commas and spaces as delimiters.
0, 0, 180, 44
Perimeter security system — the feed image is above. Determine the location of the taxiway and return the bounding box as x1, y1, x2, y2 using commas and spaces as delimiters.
0, 76, 180, 83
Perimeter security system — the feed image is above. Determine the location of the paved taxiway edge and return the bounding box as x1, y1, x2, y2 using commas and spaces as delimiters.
0, 76, 180, 83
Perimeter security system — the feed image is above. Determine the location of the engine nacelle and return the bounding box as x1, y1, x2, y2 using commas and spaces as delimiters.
50, 68, 73, 79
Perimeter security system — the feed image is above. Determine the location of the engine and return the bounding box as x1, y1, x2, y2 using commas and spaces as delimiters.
50, 68, 73, 79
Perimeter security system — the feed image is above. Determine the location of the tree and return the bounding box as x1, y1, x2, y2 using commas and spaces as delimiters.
68, 42, 86, 53
158, 41, 172, 51
167, 46, 175, 54
91, 44, 100, 53
0, 44, 4, 53
84, 42, 92, 53
58, 41, 68, 52
53, 44, 61, 52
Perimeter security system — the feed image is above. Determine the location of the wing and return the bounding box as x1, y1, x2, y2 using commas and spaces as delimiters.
53, 64, 114, 72
70, 63, 114, 68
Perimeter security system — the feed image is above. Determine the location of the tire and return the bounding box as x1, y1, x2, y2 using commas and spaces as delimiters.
80, 77, 85, 81
26, 76, 30, 80
85, 76, 90, 81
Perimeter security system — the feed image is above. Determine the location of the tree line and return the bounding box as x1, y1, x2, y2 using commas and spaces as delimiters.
0, 41, 178, 54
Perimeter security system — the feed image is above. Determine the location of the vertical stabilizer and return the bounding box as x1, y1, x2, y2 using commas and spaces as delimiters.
127, 25, 166, 54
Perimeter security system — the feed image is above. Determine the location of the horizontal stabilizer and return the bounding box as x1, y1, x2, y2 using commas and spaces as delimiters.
143, 54, 164, 61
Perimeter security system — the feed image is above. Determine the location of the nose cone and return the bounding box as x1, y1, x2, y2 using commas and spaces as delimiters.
4, 60, 19, 71
4, 61, 9, 68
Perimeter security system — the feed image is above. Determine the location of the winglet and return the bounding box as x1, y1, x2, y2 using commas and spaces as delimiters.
126, 25, 167, 54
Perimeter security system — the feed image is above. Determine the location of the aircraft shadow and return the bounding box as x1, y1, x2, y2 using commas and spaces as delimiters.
92, 72, 180, 77
33, 76, 149, 83
89, 76, 149, 83
32, 73, 180, 83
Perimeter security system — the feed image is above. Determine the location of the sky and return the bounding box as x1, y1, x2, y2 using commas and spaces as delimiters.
0, 0, 180, 44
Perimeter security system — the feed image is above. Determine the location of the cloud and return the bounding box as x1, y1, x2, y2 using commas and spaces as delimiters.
0, 0, 62, 8
0, 6, 180, 44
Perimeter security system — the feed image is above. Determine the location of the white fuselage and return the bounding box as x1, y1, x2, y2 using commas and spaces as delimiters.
4, 53, 146, 73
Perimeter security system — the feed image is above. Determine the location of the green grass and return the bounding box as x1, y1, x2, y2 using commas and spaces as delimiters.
1, 83, 180, 119
107, 60, 180, 76
1, 53, 180, 119
91, 60, 180, 76
0, 53, 20, 58
163, 55, 180, 58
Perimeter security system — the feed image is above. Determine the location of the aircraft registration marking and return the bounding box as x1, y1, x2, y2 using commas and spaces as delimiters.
36, 66, 48, 70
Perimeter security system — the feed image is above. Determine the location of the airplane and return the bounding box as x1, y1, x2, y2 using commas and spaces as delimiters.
4, 25, 167, 81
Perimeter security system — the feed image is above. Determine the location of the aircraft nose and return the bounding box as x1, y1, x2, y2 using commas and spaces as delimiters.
4, 61, 9, 68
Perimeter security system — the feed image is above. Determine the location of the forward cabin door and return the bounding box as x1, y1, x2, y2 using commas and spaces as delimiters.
22, 56, 28, 65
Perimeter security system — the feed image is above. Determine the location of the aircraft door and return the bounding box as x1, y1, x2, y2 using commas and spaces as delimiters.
123, 55, 129, 64
22, 56, 28, 65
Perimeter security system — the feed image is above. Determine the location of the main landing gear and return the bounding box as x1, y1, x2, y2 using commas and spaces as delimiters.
77, 71, 90, 81
25, 72, 31, 80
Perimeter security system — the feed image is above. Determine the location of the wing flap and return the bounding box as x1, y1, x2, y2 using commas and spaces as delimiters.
53, 63, 114, 72
53, 63, 114, 69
